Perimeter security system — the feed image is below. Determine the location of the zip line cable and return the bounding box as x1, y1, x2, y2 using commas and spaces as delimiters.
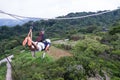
0, 10, 41, 20
0, 10, 26, 22
9, 15, 25, 22
55, 10, 112, 20
0, 9, 119, 21
50, 9, 119, 20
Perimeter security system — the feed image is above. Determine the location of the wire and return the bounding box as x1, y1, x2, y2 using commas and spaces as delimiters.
0, 9, 119, 21
55, 10, 112, 20
0, 10, 26, 22
0, 10, 40, 20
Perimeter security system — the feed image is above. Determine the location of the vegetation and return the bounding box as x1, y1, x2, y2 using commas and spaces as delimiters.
0, 9, 120, 80
0, 63, 6, 80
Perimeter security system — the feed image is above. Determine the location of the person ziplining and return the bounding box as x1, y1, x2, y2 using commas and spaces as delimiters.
22, 28, 51, 58
36, 28, 45, 42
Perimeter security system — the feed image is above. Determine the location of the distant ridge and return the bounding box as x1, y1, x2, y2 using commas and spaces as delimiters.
0, 18, 40, 27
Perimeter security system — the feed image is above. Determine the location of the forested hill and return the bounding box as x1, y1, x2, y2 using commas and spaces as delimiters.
0, 18, 40, 26
57, 9, 120, 26
0, 9, 120, 40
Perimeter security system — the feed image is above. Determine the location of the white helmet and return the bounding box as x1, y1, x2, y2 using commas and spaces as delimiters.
45, 39, 51, 43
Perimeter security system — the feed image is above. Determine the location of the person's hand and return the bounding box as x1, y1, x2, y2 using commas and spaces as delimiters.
45, 48, 49, 52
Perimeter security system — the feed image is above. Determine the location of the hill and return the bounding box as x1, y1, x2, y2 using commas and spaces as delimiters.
0, 31, 120, 80
0, 19, 24, 26
0, 18, 40, 27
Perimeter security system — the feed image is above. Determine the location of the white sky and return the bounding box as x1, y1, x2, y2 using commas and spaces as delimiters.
0, 0, 120, 19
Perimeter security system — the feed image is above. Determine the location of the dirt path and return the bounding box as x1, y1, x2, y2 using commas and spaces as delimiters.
48, 46, 72, 59
0, 55, 14, 80
6, 62, 12, 80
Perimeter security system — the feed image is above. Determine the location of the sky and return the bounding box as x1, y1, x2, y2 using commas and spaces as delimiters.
0, 0, 120, 19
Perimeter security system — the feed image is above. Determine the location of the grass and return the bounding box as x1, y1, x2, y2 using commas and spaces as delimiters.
0, 63, 6, 80
11, 48, 55, 80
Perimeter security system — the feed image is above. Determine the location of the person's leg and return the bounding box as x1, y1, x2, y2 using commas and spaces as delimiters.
27, 37, 32, 46
42, 52, 46, 59
22, 36, 32, 46
31, 51, 36, 57
31, 42, 39, 50
22, 29, 32, 46
22, 37, 28, 46
29, 45, 36, 57
27, 29, 32, 37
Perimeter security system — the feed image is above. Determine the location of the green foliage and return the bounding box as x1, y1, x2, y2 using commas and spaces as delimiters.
0, 63, 6, 80
12, 50, 54, 80
112, 50, 120, 56
72, 35, 120, 79
111, 77, 120, 80
85, 26, 97, 33
73, 38, 110, 55
109, 26, 120, 35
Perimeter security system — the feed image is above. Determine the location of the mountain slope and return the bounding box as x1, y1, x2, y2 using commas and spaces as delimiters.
0, 19, 24, 26
0, 18, 40, 27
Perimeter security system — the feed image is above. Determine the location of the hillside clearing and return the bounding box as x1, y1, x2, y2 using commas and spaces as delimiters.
48, 46, 72, 59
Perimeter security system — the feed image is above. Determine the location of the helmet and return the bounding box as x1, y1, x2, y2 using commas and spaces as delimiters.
45, 39, 51, 43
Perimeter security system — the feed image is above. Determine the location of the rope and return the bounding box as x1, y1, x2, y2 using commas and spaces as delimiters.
55, 10, 113, 20
0, 10, 26, 22
0, 10, 40, 20
0, 9, 119, 21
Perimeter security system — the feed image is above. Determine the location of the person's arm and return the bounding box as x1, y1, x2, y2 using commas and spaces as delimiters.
45, 45, 50, 52
22, 29, 32, 46
36, 31, 44, 42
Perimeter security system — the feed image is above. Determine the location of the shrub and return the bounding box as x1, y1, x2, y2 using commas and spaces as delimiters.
73, 38, 110, 55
